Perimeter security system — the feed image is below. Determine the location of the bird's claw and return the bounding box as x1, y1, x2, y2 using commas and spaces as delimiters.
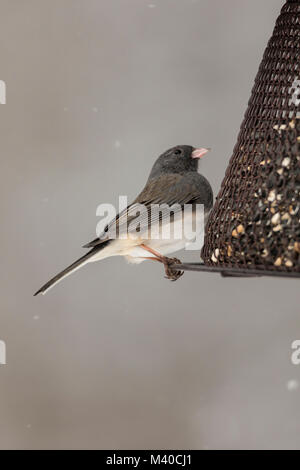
163, 257, 184, 281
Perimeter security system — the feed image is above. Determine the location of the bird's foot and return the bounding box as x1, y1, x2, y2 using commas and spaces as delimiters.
163, 257, 184, 281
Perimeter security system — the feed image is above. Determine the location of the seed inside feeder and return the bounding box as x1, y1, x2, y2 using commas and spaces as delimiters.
282, 157, 291, 168
274, 257, 282, 267
294, 242, 300, 254
271, 213, 280, 225
268, 190, 276, 202
211, 249, 220, 263
285, 260, 293, 268
273, 224, 282, 232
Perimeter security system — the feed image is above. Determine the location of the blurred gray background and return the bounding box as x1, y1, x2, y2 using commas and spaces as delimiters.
0, 0, 299, 450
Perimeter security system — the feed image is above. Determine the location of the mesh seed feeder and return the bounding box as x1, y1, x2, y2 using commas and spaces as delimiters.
177, 0, 300, 278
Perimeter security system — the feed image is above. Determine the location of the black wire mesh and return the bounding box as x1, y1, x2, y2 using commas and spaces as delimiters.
201, 0, 300, 276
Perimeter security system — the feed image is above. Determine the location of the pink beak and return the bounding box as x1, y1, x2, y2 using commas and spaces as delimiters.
191, 147, 211, 159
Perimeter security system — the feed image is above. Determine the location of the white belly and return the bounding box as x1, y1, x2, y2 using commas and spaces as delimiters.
125, 210, 204, 263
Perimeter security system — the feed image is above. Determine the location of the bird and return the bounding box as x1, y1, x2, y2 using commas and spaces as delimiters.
34, 145, 213, 295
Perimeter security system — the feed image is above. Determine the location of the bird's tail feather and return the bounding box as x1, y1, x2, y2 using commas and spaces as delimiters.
34, 247, 103, 296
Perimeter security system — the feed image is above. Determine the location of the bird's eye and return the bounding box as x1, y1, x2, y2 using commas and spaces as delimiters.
174, 149, 182, 155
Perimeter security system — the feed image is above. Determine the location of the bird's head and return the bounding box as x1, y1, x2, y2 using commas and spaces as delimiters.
148, 145, 210, 180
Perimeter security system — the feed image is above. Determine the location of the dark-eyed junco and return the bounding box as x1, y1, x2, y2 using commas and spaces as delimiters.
34, 145, 213, 295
